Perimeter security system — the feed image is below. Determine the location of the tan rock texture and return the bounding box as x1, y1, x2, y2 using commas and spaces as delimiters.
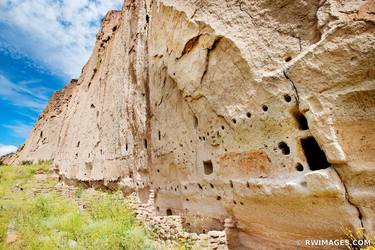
11, 0, 375, 248
7, 79, 78, 165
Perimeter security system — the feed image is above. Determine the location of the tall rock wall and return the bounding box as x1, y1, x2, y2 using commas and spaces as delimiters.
12, 0, 375, 248
9, 79, 78, 165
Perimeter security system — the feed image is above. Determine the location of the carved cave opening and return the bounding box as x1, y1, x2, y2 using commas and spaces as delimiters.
300, 136, 331, 171
203, 160, 213, 175
278, 141, 290, 155
292, 109, 309, 130
284, 94, 292, 103
285, 56, 292, 62
296, 163, 304, 172
166, 208, 173, 216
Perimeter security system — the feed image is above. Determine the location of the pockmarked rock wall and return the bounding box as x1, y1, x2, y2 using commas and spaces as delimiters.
7, 79, 78, 165
11, 0, 375, 248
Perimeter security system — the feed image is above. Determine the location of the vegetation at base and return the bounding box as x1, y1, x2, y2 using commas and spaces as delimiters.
343, 227, 375, 250
19, 160, 33, 166
0, 162, 157, 250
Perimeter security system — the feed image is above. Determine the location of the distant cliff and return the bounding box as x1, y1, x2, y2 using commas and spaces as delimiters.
8, 0, 375, 248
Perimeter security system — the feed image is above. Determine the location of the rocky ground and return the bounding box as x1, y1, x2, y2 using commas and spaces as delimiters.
0, 163, 230, 249
0, 163, 175, 249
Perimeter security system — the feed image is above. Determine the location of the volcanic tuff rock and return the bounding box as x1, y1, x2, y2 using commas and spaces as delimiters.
7, 79, 78, 165
7, 0, 375, 249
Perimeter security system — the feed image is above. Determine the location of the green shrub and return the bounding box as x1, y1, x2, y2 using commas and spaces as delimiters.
0, 163, 158, 249
20, 160, 33, 166
37, 160, 52, 165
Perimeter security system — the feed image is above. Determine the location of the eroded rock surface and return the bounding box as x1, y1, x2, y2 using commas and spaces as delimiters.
8, 79, 78, 165
10, 0, 375, 248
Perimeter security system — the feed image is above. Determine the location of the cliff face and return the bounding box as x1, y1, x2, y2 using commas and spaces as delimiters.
9, 79, 78, 165
12, 0, 375, 248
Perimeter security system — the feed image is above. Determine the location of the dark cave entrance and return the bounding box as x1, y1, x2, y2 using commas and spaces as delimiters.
203, 160, 213, 175
292, 109, 309, 130
166, 208, 172, 216
300, 136, 331, 171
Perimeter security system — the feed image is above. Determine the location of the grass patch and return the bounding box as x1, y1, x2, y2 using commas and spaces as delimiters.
0, 163, 158, 250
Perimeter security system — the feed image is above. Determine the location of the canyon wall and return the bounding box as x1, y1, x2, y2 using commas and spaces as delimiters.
8, 79, 78, 165
9, 0, 375, 249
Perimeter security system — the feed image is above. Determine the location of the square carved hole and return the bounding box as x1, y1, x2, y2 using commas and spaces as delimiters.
166, 208, 172, 216
203, 160, 213, 175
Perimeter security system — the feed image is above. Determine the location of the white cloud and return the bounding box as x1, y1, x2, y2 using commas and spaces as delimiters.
3, 121, 33, 139
0, 40, 50, 75
0, 74, 50, 112
0, 144, 18, 156
0, 0, 123, 78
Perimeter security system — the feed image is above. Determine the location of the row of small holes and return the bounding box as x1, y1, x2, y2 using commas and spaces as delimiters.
232, 106, 268, 124
231, 94, 293, 124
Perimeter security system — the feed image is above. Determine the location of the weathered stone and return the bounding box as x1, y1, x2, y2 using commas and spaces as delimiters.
208, 230, 222, 239
9, 0, 375, 248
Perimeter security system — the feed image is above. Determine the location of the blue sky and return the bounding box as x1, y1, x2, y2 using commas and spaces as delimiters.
0, 0, 123, 155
